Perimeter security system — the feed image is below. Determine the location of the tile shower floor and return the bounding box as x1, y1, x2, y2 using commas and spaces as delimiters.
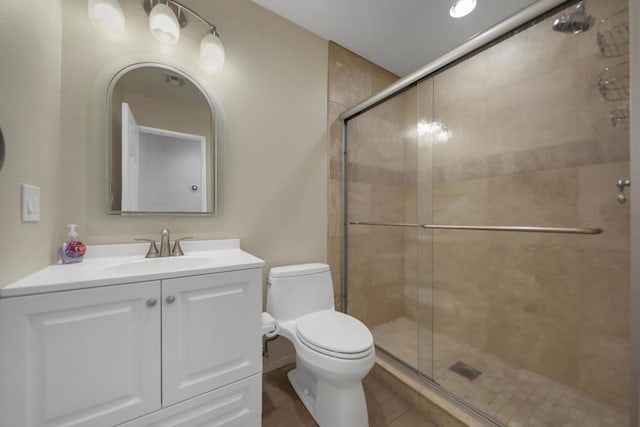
372, 317, 628, 427
262, 364, 438, 427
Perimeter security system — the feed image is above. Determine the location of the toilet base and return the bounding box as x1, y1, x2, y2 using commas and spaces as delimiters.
288, 369, 317, 420
287, 360, 369, 427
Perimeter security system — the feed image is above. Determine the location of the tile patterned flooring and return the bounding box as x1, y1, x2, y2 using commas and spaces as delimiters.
372, 317, 628, 427
262, 364, 438, 427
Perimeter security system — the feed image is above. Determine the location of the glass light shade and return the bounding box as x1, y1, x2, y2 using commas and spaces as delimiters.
200, 32, 226, 71
149, 3, 180, 44
449, 0, 477, 18
88, 0, 125, 33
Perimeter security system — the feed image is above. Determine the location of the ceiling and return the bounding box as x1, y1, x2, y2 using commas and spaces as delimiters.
252, 0, 543, 76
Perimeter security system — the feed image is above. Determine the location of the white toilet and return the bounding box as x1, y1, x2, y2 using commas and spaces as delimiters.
266, 263, 375, 427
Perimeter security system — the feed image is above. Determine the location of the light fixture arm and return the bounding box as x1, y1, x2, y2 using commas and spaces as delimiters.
167, 0, 216, 30
143, 0, 219, 34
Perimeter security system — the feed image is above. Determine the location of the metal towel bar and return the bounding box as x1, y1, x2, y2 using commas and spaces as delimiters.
349, 221, 603, 235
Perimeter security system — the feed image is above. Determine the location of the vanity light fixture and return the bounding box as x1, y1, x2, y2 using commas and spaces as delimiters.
87, 0, 125, 33
449, 0, 477, 18
143, 0, 226, 71
88, 0, 226, 71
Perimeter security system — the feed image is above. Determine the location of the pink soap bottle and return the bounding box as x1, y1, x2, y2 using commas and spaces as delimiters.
60, 224, 86, 264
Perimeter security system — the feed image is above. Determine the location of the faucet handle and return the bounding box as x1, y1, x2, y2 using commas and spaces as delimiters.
135, 238, 160, 258
171, 237, 194, 256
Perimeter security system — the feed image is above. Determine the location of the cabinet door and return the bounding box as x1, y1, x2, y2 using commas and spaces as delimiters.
0, 282, 161, 427
162, 269, 262, 406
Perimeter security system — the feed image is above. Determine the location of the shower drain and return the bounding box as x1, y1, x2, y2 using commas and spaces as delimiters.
449, 361, 482, 381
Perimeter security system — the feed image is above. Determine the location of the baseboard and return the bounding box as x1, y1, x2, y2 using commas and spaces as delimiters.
262, 354, 296, 373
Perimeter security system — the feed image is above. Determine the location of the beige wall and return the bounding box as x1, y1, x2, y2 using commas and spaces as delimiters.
67, 0, 327, 366
60, 0, 327, 267
0, 0, 329, 284
0, 0, 62, 286
1, 0, 328, 366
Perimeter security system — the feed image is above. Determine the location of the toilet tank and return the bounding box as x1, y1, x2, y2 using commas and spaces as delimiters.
266, 263, 335, 321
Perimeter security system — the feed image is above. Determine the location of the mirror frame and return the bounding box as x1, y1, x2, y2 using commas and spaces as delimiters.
105, 62, 219, 215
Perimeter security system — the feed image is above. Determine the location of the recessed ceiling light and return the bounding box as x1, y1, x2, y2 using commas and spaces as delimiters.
450, 0, 477, 18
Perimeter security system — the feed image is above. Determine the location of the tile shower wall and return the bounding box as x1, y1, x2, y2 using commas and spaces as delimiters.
346, 88, 417, 328
428, 0, 629, 408
327, 42, 400, 312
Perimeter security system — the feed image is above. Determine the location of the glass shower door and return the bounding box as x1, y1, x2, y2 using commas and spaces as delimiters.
345, 1, 630, 425
422, 1, 630, 424
416, 79, 435, 380
345, 85, 427, 376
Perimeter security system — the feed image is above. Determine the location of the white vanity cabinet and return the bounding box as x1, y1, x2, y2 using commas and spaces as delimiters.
0, 257, 263, 427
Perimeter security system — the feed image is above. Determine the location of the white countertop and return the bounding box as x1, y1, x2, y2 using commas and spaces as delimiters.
1, 239, 265, 298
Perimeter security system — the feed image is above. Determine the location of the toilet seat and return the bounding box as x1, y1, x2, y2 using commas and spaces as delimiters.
295, 310, 373, 360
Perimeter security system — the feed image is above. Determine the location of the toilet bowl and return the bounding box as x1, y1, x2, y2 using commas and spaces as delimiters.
266, 263, 375, 427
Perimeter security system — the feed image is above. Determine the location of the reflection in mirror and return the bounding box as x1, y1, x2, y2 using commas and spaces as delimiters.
108, 64, 215, 214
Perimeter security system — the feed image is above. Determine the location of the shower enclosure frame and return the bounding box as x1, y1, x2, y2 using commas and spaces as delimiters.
629, 1, 639, 426
340, 0, 639, 425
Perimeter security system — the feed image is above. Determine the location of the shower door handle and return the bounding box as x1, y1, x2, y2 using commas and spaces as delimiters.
616, 179, 630, 204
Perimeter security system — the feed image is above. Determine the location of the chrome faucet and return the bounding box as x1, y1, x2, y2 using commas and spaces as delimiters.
136, 229, 193, 258
159, 229, 171, 257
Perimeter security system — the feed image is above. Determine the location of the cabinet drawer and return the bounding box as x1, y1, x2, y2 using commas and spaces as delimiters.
161, 269, 262, 406
118, 373, 261, 427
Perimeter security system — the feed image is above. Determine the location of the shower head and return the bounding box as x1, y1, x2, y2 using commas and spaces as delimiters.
552, 1, 593, 34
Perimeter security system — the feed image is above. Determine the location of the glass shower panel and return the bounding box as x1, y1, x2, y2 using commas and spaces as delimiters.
426, 0, 630, 425
345, 86, 425, 374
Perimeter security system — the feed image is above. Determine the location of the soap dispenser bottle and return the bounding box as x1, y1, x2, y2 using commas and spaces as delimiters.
60, 224, 86, 264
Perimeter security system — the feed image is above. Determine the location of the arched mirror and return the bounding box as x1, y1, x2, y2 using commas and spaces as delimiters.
107, 64, 217, 214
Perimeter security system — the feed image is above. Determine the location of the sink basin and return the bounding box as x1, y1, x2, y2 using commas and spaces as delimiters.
104, 256, 215, 276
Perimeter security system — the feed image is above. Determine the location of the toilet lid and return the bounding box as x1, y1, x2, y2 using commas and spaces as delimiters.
296, 310, 373, 356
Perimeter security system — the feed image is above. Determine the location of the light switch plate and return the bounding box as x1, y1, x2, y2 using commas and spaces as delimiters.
21, 184, 40, 222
